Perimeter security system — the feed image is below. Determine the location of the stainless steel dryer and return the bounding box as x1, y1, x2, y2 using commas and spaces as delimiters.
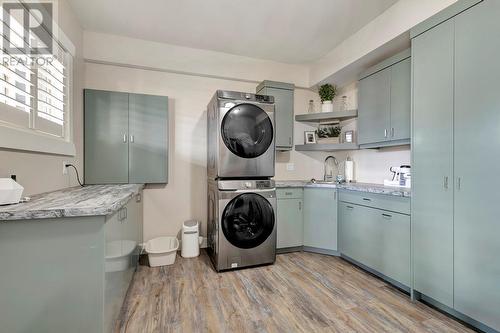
207, 90, 275, 179
207, 179, 276, 271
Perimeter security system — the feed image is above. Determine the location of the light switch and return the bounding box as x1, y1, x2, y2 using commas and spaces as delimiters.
286, 163, 295, 171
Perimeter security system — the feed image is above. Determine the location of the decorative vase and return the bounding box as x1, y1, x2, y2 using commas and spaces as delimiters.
321, 101, 333, 113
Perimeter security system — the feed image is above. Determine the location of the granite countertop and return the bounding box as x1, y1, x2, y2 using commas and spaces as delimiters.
0, 184, 144, 221
275, 180, 411, 197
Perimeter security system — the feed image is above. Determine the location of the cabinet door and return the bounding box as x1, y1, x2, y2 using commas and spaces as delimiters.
339, 202, 379, 267
454, 1, 500, 329
128, 94, 168, 183
378, 211, 410, 286
389, 57, 411, 141
303, 188, 337, 251
84, 90, 129, 184
412, 20, 455, 307
261, 87, 293, 150
277, 198, 303, 249
358, 68, 391, 145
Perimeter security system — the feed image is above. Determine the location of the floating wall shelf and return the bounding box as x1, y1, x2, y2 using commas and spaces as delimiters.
295, 110, 358, 123
295, 143, 359, 152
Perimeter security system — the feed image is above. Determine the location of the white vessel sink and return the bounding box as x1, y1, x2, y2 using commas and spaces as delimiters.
0, 178, 24, 205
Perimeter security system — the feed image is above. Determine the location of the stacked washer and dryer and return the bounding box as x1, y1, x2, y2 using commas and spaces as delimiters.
207, 90, 277, 271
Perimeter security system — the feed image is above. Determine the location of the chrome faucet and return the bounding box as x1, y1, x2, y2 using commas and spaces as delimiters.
324, 155, 339, 182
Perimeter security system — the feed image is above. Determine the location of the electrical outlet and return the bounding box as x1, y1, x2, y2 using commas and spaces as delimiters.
286, 163, 295, 171
63, 161, 68, 175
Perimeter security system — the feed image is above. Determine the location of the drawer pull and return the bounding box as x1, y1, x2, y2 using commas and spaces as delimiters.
285, 192, 293, 195
362, 198, 371, 202
382, 213, 392, 219
346, 206, 354, 210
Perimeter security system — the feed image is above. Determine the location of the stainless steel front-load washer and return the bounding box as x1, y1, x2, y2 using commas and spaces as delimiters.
207, 179, 276, 271
207, 90, 275, 179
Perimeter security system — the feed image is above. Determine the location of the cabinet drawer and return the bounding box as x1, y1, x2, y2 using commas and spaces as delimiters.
277, 188, 303, 199
339, 190, 410, 215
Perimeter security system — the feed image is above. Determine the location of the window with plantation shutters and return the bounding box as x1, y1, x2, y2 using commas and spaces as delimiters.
0, 1, 74, 150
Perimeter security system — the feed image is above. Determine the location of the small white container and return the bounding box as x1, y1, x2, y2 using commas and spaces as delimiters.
145, 236, 179, 267
0, 178, 24, 205
181, 220, 200, 258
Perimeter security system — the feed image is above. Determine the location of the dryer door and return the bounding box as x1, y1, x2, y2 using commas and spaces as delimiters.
221, 103, 273, 159
221, 193, 275, 249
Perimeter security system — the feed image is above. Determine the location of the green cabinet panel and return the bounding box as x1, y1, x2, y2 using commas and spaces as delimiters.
129, 94, 168, 183
277, 196, 303, 249
339, 202, 410, 286
303, 188, 337, 251
390, 57, 411, 141
453, 1, 500, 330
257, 81, 294, 150
85, 90, 129, 184
358, 50, 411, 148
85, 89, 168, 184
412, 19, 455, 308
358, 68, 391, 145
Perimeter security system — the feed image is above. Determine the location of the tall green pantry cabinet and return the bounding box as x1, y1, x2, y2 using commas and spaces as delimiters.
85, 90, 168, 184
412, 0, 500, 331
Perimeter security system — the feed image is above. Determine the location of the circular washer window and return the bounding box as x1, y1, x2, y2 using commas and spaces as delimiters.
222, 193, 275, 249
221, 103, 273, 159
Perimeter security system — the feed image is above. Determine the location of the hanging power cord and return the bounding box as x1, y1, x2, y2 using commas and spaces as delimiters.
65, 163, 84, 187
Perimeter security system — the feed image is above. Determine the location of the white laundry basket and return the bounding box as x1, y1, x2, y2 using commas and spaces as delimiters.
145, 236, 179, 267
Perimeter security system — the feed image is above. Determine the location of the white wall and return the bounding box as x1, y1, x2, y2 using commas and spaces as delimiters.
309, 0, 457, 86
0, 0, 84, 195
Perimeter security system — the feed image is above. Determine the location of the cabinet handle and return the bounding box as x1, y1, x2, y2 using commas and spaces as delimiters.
444, 176, 449, 189
457, 177, 462, 190
130, 135, 135, 143
362, 198, 371, 202
346, 205, 354, 210
285, 192, 293, 196
384, 129, 388, 138
382, 213, 393, 219
123, 134, 128, 143
298, 202, 302, 210
391, 128, 395, 138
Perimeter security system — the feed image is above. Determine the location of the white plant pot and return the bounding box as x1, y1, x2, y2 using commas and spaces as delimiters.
321, 101, 333, 113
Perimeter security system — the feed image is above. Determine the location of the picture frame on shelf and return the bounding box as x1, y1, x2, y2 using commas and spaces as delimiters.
304, 131, 316, 144
344, 130, 354, 143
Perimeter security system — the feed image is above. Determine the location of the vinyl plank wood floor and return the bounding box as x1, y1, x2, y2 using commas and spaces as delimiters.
115, 251, 474, 333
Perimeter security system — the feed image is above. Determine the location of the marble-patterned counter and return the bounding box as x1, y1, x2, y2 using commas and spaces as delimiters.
275, 180, 411, 197
0, 184, 144, 221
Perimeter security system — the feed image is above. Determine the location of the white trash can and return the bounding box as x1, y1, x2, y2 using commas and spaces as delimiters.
145, 236, 179, 267
181, 220, 200, 258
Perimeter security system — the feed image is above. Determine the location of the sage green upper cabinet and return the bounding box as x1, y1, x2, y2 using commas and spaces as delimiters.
358, 68, 391, 145
276, 188, 303, 250
85, 90, 129, 184
453, 1, 500, 330
85, 89, 168, 185
257, 81, 294, 150
303, 188, 337, 251
358, 49, 411, 148
129, 94, 168, 183
412, 19, 455, 308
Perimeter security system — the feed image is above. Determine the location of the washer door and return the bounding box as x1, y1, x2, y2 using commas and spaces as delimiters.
221, 103, 273, 159
222, 193, 275, 249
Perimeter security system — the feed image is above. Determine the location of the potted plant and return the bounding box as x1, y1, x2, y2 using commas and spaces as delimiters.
316, 125, 342, 144
318, 84, 337, 113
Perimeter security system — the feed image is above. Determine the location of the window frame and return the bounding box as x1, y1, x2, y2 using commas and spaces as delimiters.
0, 1, 76, 156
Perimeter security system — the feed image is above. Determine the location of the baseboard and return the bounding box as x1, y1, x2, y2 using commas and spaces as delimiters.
302, 246, 340, 257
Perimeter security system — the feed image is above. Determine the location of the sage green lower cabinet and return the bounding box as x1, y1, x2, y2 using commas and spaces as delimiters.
303, 188, 337, 251
0, 194, 143, 333
276, 188, 303, 250
338, 192, 410, 287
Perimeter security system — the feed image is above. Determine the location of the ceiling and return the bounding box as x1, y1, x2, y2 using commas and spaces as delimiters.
67, 0, 398, 64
